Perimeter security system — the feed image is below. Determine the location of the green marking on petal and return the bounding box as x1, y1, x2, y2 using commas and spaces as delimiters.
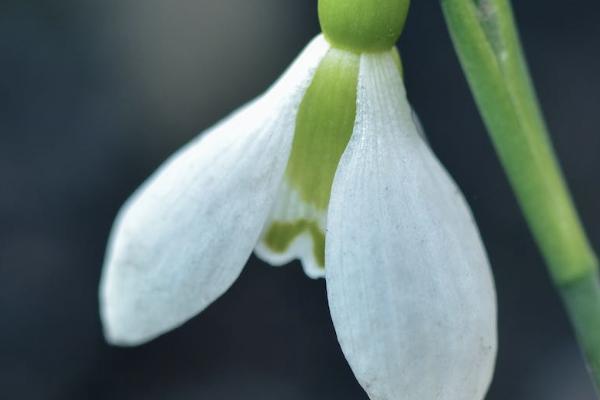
263, 220, 326, 268
261, 49, 361, 270
286, 48, 359, 211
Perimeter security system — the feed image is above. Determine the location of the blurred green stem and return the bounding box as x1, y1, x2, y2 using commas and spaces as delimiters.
441, 0, 600, 391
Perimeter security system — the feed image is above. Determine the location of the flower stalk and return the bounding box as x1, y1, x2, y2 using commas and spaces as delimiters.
441, 0, 600, 390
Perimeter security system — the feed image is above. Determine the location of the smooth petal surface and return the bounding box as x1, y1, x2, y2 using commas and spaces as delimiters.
326, 51, 497, 399
100, 35, 329, 346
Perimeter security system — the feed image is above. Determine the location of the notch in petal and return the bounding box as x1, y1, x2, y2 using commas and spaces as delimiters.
100, 35, 330, 346
254, 179, 328, 279
326, 51, 497, 399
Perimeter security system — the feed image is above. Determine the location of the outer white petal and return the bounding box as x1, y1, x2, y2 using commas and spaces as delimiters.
325, 52, 497, 399
100, 35, 330, 346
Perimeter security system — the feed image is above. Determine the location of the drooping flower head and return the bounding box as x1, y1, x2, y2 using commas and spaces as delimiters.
100, 1, 497, 398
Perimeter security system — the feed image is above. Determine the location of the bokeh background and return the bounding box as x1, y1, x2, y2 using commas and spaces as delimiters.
1, 0, 599, 399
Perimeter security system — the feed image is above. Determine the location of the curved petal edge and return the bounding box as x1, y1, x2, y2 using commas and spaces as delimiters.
325, 51, 497, 399
100, 35, 330, 346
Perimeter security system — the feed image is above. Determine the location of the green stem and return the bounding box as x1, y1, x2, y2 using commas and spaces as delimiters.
561, 271, 600, 386
441, 0, 600, 390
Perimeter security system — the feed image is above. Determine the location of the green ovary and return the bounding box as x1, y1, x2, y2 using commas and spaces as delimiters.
318, 0, 410, 52
262, 48, 359, 268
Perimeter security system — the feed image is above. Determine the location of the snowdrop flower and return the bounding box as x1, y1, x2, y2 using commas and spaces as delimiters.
100, 0, 497, 398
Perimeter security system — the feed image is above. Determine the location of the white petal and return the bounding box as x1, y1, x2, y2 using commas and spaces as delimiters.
411, 108, 428, 144
325, 51, 497, 399
254, 179, 326, 279
100, 35, 330, 346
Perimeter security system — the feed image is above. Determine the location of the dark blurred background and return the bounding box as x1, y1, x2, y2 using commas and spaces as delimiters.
1, 0, 599, 399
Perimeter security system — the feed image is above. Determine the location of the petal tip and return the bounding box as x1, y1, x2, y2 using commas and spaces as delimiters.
99, 279, 172, 347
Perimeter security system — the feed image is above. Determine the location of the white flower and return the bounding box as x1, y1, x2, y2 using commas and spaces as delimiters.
100, 35, 497, 399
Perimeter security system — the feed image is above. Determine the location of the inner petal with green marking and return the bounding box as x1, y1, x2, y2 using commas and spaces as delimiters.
255, 48, 359, 277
